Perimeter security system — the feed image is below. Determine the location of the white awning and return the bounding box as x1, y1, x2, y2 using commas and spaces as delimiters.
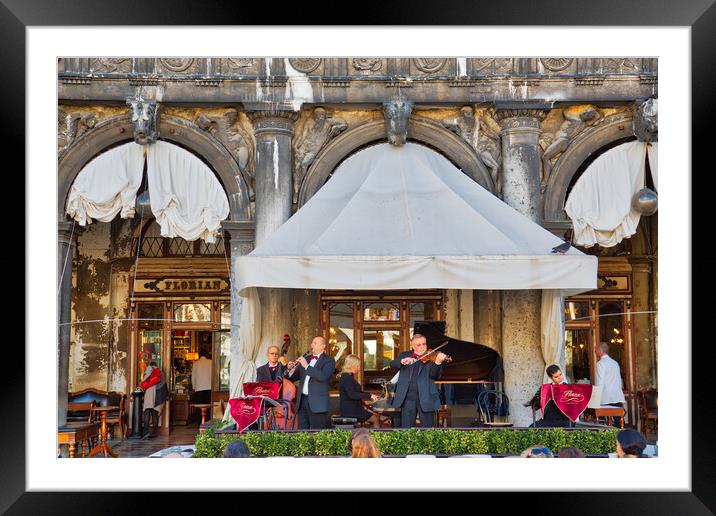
237, 143, 597, 296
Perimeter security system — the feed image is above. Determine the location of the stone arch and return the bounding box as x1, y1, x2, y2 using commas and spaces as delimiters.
58, 114, 251, 221
543, 113, 634, 223
298, 117, 495, 207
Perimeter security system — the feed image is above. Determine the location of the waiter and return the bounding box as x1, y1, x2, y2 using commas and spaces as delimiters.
390, 333, 446, 428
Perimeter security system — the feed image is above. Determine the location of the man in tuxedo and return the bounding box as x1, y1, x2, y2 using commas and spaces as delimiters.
390, 333, 447, 428
256, 346, 285, 383
286, 336, 335, 429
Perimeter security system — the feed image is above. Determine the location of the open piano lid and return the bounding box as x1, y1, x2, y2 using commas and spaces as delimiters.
413, 321, 503, 382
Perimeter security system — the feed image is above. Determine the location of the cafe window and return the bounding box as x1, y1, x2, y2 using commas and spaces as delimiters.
328, 303, 354, 389
173, 303, 212, 322
364, 302, 400, 321
137, 303, 164, 386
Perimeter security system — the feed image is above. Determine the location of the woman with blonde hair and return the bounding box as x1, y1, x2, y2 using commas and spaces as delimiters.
520, 445, 554, 458
350, 433, 381, 458
339, 355, 382, 427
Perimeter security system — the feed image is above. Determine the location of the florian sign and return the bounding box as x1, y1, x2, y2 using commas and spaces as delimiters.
134, 277, 230, 295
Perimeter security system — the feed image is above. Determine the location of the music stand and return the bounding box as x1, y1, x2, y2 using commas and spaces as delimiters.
244, 395, 282, 430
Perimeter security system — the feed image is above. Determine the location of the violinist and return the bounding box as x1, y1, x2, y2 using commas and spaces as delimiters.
339, 355, 381, 427
256, 346, 285, 383
286, 336, 335, 429
389, 333, 447, 428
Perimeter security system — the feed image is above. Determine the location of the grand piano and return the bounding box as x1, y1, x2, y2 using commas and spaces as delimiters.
370, 321, 505, 427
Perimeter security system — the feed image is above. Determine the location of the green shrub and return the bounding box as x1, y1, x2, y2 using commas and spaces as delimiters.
193, 427, 618, 458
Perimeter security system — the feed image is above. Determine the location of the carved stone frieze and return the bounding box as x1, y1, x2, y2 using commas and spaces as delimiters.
58, 109, 97, 154
90, 58, 132, 74
293, 107, 348, 202
539, 105, 602, 190
540, 58, 574, 72
197, 108, 255, 195
383, 93, 413, 146
247, 110, 300, 136
601, 58, 640, 74
288, 58, 322, 74
413, 58, 447, 74
633, 98, 658, 142
442, 106, 503, 194
126, 98, 159, 145
157, 58, 196, 73
495, 109, 546, 129
352, 58, 382, 72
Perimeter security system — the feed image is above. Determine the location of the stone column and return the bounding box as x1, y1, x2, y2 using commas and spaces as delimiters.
222, 219, 255, 396
58, 220, 78, 427
495, 105, 547, 426
247, 109, 299, 360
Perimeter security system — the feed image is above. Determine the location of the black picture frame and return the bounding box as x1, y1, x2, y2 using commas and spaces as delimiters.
6, 0, 712, 512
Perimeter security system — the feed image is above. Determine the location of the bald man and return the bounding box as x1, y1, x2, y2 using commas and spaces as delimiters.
286, 336, 335, 429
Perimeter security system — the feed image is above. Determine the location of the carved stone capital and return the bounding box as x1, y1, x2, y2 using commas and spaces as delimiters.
126, 98, 159, 144
58, 220, 80, 246
495, 108, 547, 130
383, 94, 413, 146
247, 109, 299, 136
634, 98, 658, 142
221, 220, 255, 255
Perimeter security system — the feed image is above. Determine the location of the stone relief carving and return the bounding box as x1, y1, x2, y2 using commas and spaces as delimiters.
352, 58, 382, 72
540, 58, 574, 72
601, 58, 640, 74
58, 109, 97, 154
158, 58, 195, 73
383, 94, 413, 146
442, 107, 503, 194
91, 58, 132, 74
196, 108, 255, 197
413, 58, 447, 74
288, 58, 322, 74
227, 58, 254, 69
633, 98, 658, 142
126, 98, 159, 145
293, 107, 348, 202
539, 105, 601, 191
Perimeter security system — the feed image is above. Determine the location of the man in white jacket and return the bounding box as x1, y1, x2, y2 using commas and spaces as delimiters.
595, 342, 626, 427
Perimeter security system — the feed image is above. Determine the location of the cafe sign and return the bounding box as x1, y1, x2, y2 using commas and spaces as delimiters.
135, 277, 230, 295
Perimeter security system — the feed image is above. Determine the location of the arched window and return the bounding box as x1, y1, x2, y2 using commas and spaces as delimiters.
133, 220, 228, 258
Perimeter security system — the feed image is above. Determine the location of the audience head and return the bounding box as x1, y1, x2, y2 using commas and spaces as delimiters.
557, 447, 586, 458
350, 433, 381, 458
224, 439, 251, 458
546, 364, 564, 384
616, 428, 647, 458
520, 445, 554, 458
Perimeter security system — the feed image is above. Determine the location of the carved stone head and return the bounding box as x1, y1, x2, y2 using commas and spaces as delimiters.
313, 107, 327, 121
634, 98, 658, 142
383, 95, 413, 146
127, 98, 159, 145
460, 105, 475, 120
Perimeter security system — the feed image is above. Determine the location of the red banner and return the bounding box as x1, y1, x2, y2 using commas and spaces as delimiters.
540, 384, 593, 422
242, 381, 281, 399
229, 397, 263, 433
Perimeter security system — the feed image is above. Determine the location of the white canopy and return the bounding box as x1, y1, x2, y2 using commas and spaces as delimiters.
236, 143, 597, 295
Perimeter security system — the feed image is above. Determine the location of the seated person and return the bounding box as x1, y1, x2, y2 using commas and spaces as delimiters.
525, 364, 572, 428
338, 355, 381, 428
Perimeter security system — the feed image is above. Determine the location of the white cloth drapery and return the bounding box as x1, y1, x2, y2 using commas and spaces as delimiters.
565, 141, 648, 248
223, 287, 261, 423
147, 141, 230, 244
65, 142, 145, 225
66, 141, 230, 243
540, 290, 566, 383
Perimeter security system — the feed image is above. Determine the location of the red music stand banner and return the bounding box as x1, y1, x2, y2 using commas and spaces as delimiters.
243, 381, 281, 399
540, 384, 593, 422
229, 397, 263, 433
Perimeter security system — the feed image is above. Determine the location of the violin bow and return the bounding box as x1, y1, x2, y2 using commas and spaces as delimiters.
418, 340, 450, 360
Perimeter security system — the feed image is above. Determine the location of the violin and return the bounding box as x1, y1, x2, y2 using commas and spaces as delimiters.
413, 341, 453, 364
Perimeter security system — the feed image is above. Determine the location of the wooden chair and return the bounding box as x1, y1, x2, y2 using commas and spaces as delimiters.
637, 388, 658, 435
68, 389, 127, 440
66, 401, 97, 453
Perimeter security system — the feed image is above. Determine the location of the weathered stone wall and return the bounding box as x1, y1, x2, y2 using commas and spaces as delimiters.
69, 222, 112, 391
475, 290, 503, 353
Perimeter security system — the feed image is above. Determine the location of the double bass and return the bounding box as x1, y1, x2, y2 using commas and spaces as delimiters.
268, 334, 298, 429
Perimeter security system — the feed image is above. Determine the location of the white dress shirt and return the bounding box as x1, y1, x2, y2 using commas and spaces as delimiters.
191, 356, 213, 392
302, 353, 321, 395
595, 354, 626, 404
